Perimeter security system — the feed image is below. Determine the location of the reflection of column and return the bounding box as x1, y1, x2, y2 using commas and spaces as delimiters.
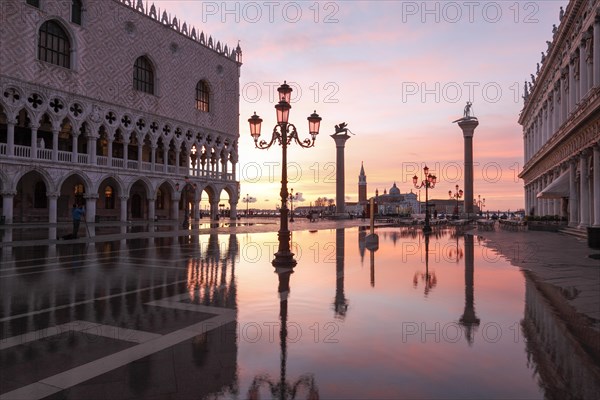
331, 133, 351, 216
334, 229, 348, 318
460, 234, 480, 345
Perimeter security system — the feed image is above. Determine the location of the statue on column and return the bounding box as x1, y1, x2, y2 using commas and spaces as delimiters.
453, 101, 477, 123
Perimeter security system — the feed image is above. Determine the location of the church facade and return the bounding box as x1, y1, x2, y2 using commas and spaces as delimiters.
0, 0, 242, 224
519, 0, 599, 230
358, 163, 419, 215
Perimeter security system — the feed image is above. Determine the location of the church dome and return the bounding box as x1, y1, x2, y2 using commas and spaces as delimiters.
389, 182, 400, 196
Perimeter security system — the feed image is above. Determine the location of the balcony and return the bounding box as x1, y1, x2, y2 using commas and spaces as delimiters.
1, 145, 235, 182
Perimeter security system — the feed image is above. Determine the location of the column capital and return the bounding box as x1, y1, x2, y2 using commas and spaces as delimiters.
84, 193, 100, 200
580, 148, 592, 158
1, 190, 17, 197
119, 195, 129, 201
46, 192, 60, 199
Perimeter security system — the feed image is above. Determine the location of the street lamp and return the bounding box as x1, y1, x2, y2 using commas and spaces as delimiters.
474, 195, 485, 217
289, 188, 295, 222
449, 184, 463, 219
413, 165, 437, 233
248, 81, 321, 266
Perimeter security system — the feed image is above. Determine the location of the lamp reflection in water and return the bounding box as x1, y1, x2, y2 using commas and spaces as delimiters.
248, 236, 319, 399
459, 234, 480, 345
413, 233, 437, 296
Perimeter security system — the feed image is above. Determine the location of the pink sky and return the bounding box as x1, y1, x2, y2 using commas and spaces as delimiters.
155, 1, 567, 211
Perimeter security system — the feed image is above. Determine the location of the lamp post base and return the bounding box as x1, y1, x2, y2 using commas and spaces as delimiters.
272, 229, 297, 267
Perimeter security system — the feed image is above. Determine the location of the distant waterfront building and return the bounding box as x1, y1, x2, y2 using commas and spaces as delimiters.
0, 0, 242, 224
519, 0, 599, 230
372, 185, 419, 216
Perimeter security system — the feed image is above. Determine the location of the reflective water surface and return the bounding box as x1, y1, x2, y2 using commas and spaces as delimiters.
1, 227, 599, 399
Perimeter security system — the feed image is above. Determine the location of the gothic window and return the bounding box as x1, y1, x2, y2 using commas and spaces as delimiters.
133, 56, 154, 94
72, 0, 83, 25
26, 0, 40, 7
38, 20, 71, 68
34, 181, 47, 208
195, 80, 210, 112
104, 186, 115, 209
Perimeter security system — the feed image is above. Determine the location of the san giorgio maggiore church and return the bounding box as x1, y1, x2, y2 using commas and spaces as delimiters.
352, 163, 419, 215
0, 0, 242, 224
520, 0, 599, 231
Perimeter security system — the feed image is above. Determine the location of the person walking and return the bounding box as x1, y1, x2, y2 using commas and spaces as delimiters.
71, 203, 85, 239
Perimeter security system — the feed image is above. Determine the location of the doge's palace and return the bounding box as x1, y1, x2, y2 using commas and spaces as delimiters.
0, 0, 242, 224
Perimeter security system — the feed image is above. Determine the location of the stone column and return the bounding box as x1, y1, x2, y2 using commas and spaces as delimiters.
88, 134, 97, 165
229, 199, 237, 220
579, 150, 591, 228
1, 191, 16, 224
84, 194, 98, 223
569, 56, 576, 112
47, 192, 59, 224
6, 117, 15, 156
122, 132, 130, 168
171, 197, 180, 221
148, 197, 156, 221
51, 122, 59, 162
107, 136, 113, 167
593, 144, 600, 227
594, 12, 600, 87
561, 68, 568, 125
580, 40, 589, 98
175, 148, 181, 175
211, 200, 219, 220
151, 144, 157, 172
163, 147, 168, 172
72, 132, 78, 163
30, 123, 39, 159
569, 159, 579, 227
119, 195, 129, 222
457, 118, 479, 217
540, 176, 547, 216
137, 143, 143, 171
331, 132, 351, 217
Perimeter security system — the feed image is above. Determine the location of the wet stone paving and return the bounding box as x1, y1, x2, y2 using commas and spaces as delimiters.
1, 223, 599, 399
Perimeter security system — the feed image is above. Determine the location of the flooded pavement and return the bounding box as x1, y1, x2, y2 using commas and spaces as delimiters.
1, 226, 599, 399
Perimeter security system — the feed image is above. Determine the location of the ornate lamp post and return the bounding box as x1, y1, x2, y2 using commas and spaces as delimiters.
449, 184, 463, 219
243, 193, 254, 217
289, 188, 295, 222
413, 165, 437, 233
248, 81, 321, 266
474, 194, 485, 216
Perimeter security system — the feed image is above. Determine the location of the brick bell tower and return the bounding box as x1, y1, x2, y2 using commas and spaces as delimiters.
359, 162, 367, 205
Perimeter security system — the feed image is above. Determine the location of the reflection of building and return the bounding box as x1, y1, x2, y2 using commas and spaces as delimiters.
0, 0, 241, 224
519, 0, 599, 229
521, 272, 600, 398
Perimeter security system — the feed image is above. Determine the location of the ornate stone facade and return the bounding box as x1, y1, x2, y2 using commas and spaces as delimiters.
0, 0, 242, 224
519, 0, 600, 229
